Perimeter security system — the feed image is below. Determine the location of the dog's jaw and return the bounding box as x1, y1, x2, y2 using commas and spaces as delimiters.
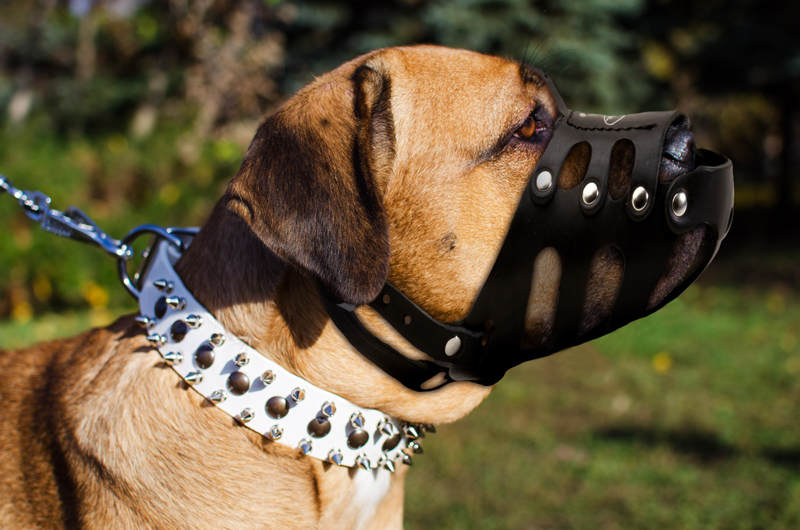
174, 206, 494, 425
179, 46, 715, 426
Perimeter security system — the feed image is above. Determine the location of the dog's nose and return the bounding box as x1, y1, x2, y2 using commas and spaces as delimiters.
660, 115, 696, 181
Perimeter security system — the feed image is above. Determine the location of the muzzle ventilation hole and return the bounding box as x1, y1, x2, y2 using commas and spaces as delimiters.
523, 247, 561, 348
557, 142, 591, 190
647, 226, 710, 311
579, 246, 623, 336
608, 139, 635, 201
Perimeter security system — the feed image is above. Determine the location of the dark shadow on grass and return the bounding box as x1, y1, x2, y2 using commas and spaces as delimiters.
595, 426, 800, 469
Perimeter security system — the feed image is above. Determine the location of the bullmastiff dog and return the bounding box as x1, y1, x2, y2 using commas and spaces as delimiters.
0, 45, 732, 529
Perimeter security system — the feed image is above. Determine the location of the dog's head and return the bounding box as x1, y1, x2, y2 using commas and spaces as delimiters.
222, 45, 732, 397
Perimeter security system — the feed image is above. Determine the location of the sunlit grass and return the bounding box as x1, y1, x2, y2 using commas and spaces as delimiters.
0, 307, 129, 350
405, 283, 800, 529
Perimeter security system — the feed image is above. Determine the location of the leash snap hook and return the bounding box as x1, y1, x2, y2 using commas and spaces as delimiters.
117, 225, 196, 300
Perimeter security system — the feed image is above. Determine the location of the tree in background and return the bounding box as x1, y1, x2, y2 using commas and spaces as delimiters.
636, 0, 800, 233
0, 0, 794, 320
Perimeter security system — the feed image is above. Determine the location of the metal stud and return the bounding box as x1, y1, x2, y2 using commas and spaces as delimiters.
209, 333, 226, 347
154, 297, 168, 319
582, 181, 599, 206
382, 434, 401, 452
672, 191, 688, 217
208, 389, 228, 403
267, 424, 284, 441
631, 186, 649, 212
161, 351, 183, 365
298, 438, 313, 455
307, 417, 332, 438
170, 320, 188, 343
266, 396, 290, 419
355, 453, 371, 471
185, 314, 203, 328
290, 388, 306, 402
378, 455, 396, 473
378, 418, 395, 436
135, 315, 153, 329
444, 336, 462, 357
153, 279, 174, 293
146, 334, 166, 346
350, 411, 366, 429
260, 370, 276, 385
238, 408, 255, 423
408, 441, 424, 454
185, 371, 203, 385
321, 401, 336, 418
403, 424, 420, 441
424, 424, 437, 434
535, 170, 553, 192
194, 344, 215, 369
401, 452, 414, 466
226, 371, 250, 396
328, 448, 344, 466
234, 352, 249, 367
165, 296, 186, 311
348, 429, 369, 449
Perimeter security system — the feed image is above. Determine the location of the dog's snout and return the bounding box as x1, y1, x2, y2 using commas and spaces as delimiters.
660, 116, 696, 181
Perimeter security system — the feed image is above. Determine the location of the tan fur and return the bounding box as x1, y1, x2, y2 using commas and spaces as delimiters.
0, 45, 702, 528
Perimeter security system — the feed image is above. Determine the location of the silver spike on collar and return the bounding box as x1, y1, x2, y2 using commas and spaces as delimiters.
138, 240, 429, 471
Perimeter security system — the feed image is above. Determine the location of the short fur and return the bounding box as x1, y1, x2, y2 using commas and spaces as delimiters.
0, 45, 705, 529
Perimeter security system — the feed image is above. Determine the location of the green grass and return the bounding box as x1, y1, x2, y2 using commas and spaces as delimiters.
403, 282, 800, 529
0, 307, 130, 350
1, 280, 798, 529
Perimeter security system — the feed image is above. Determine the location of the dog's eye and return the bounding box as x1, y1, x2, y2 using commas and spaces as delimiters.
515, 116, 537, 141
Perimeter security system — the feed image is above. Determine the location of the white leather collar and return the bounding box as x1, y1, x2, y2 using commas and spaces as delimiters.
137, 240, 426, 471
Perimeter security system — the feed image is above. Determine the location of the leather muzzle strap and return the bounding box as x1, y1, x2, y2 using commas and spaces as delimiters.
324, 69, 734, 391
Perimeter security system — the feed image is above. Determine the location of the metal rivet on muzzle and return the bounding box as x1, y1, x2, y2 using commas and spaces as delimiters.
444, 336, 461, 357
582, 181, 599, 206
672, 191, 688, 217
535, 170, 553, 192
631, 186, 649, 212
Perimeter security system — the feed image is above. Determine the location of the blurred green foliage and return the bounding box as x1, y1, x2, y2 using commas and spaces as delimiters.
1, 0, 796, 327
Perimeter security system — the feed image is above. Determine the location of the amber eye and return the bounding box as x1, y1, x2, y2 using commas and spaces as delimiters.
515, 115, 537, 140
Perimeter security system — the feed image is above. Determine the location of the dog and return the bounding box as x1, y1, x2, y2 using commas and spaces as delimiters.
0, 45, 730, 529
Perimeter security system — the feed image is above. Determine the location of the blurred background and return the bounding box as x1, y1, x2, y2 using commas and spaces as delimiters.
0, 0, 798, 527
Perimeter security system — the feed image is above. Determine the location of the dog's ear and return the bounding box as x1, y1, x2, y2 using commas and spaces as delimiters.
225, 57, 394, 306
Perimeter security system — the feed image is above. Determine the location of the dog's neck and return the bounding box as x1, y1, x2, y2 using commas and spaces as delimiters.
175, 203, 490, 423
174, 203, 492, 424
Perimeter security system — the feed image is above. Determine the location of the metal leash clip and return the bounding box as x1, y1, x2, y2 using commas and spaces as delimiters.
1, 174, 132, 260
1, 174, 197, 301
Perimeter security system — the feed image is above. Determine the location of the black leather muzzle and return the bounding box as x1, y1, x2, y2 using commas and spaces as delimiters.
324, 68, 734, 391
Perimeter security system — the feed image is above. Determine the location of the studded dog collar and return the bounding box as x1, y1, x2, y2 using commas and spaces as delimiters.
1, 176, 428, 471
137, 239, 426, 471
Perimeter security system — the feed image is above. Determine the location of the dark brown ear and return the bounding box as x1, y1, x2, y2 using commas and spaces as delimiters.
225, 58, 395, 306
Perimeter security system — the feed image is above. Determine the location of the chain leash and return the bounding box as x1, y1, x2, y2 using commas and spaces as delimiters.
1, 174, 195, 299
